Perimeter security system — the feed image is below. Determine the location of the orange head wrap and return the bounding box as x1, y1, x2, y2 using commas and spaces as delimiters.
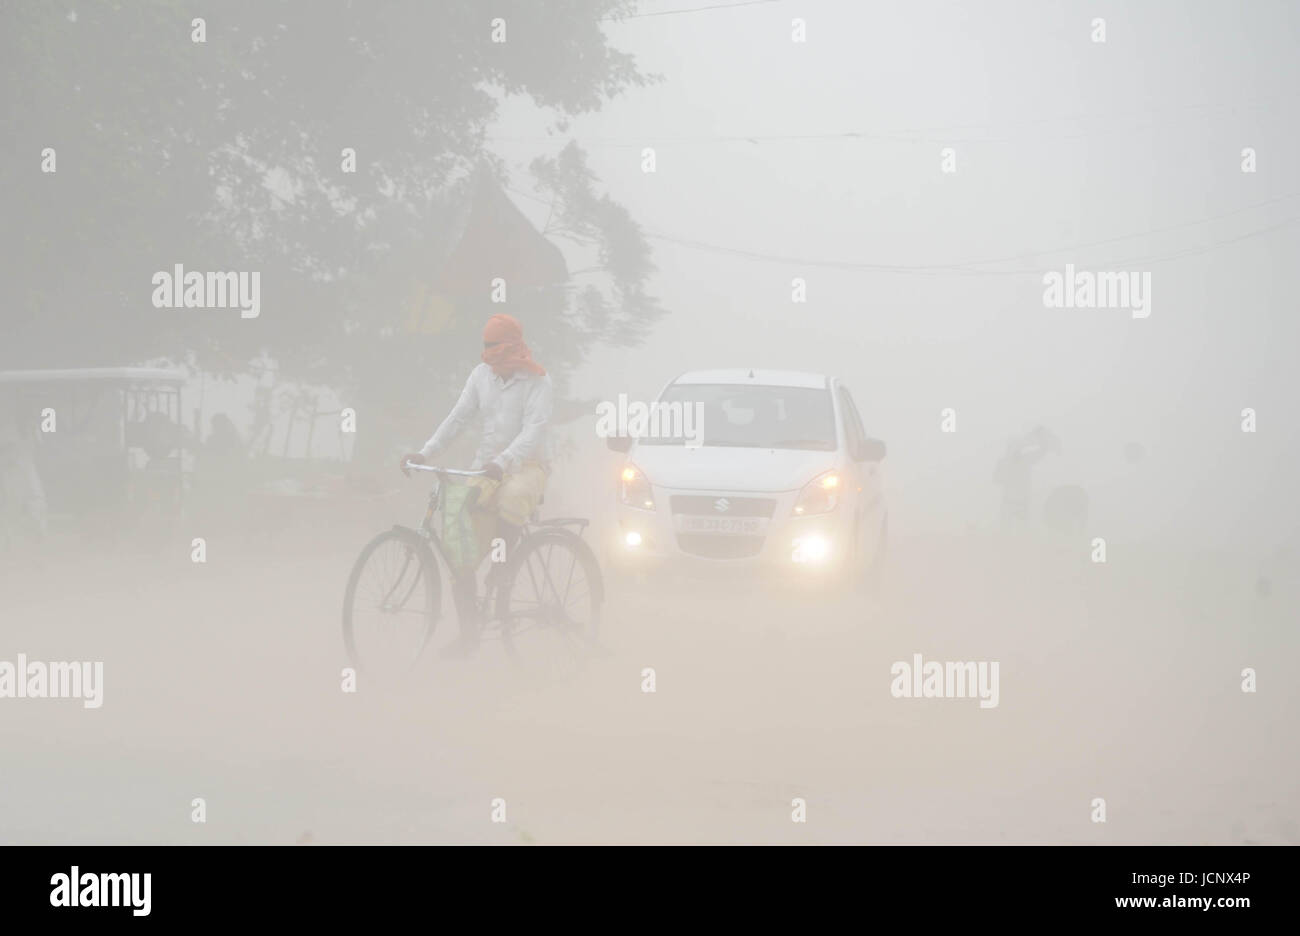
481, 314, 546, 377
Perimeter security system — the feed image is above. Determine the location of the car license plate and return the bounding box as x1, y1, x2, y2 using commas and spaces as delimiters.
675, 515, 763, 536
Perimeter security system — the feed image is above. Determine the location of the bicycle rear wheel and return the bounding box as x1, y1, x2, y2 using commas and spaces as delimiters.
342, 528, 441, 673
493, 528, 604, 662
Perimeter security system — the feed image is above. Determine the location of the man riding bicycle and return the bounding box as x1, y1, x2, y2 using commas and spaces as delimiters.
401, 313, 553, 656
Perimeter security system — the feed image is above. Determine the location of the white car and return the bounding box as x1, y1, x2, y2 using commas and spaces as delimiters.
608, 369, 887, 585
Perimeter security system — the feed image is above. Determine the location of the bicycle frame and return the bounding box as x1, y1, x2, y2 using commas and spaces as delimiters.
344, 463, 603, 667
401, 461, 595, 621
404, 461, 589, 536
405, 462, 488, 538
402, 463, 490, 610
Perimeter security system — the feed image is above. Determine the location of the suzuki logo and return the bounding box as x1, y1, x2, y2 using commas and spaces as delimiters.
714, 498, 730, 512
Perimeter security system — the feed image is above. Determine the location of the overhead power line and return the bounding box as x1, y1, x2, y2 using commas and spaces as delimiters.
645, 212, 1300, 277
945, 190, 1300, 270
487, 91, 1300, 148
607, 0, 782, 21
505, 182, 1300, 277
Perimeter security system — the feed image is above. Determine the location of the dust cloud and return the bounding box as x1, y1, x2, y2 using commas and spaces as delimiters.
2, 0, 1297, 844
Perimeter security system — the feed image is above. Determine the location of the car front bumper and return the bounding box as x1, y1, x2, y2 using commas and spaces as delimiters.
611, 488, 854, 578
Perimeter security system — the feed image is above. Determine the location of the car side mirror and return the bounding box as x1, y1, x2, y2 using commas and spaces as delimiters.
856, 438, 886, 462
606, 436, 632, 454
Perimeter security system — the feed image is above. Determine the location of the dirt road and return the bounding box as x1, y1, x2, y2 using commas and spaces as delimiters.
1, 505, 1295, 844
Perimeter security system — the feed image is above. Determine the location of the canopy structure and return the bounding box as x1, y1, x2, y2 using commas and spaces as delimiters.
0, 367, 186, 385
0, 367, 187, 518
404, 172, 568, 335
434, 174, 568, 296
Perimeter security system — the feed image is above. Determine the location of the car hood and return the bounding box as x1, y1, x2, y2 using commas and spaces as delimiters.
628, 444, 839, 493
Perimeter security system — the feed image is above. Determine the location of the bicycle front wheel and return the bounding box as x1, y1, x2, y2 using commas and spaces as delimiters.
342, 528, 441, 674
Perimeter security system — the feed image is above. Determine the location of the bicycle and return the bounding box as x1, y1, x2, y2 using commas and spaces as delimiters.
342, 463, 604, 673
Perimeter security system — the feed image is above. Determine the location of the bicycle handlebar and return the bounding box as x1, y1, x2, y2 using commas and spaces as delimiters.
404, 462, 490, 478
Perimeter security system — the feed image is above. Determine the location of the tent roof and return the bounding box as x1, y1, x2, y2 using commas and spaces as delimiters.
432, 173, 568, 296
0, 367, 186, 385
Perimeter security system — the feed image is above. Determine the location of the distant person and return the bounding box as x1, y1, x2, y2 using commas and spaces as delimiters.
1043, 484, 1089, 538
0, 400, 48, 546
126, 408, 180, 464
205, 413, 244, 461
994, 425, 1059, 529
400, 313, 553, 655
195, 413, 247, 504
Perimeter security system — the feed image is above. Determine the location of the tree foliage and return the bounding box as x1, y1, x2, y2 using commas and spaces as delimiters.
1, 0, 662, 461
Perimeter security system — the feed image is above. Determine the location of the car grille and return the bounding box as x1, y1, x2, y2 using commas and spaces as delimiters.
676, 534, 766, 559
669, 495, 776, 518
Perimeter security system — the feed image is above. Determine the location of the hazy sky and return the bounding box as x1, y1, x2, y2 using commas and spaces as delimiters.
486, 0, 1300, 548
69, 0, 1299, 551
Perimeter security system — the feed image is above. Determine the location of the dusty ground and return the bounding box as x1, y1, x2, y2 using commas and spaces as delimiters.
1, 482, 1296, 845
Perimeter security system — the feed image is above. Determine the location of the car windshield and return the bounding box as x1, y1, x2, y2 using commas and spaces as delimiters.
640, 383, 837, 450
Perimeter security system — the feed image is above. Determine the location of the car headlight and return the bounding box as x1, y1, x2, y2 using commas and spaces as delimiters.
620, 463, 656, 510
793, 470, 840, 516
792, 534, 831, 564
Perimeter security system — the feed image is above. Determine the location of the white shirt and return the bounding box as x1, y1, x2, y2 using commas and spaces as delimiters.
419, 363, 553, 472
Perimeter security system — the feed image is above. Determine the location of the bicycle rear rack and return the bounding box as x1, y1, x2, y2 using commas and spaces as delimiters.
534, 517, 590, 532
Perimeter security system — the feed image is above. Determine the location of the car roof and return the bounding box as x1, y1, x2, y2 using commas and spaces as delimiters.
671, 369, 830, 389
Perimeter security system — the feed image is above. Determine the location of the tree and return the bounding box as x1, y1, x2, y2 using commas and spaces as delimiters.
1, 0, 662, 465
